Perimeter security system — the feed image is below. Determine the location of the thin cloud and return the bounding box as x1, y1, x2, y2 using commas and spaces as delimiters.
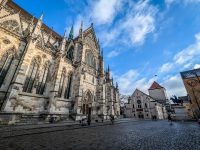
174, 33, 200, 65
102, 0, 158, 46
158, 63, 174, 74
90, 0, 122, 25
162, 74, 187, 97
107, 50, 120, 58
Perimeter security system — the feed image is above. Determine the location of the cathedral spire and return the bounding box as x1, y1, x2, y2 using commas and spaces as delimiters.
116, 82, 118, 89
68, 24, 74, 41
24, 14, 35, 37
39, 12, 44, 21
108, 65, 110, 79
112, 77, 113, 85
27, 14, 35, 29
101, 48, 104, 59
60, 30, 67, 53
30, 14, 35, 25
32, 12, 44, 35
79, 21, 83, 35
63, 29, 67, 39
17, 9, 21, 15
47, 29, 52, 43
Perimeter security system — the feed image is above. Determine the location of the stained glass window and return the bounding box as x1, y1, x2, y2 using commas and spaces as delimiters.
23, 56, 41, 93
0, 49, 14, 87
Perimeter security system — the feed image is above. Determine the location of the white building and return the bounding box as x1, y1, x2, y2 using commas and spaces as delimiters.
124, 89, 163, 119
148, 81, 168, 103
148, 81, 169, 118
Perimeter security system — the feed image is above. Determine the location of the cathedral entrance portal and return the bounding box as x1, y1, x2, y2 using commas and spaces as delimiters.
138, 112, 144, 118
82, 91, 92, 117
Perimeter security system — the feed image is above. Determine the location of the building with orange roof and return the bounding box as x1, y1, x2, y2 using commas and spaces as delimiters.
148, 81, 168, 104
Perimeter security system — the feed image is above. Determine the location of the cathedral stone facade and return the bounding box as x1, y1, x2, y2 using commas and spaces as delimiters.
0, 0, 120, 124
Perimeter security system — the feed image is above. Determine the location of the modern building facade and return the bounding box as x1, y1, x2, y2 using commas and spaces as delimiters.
0, 0, 120, 124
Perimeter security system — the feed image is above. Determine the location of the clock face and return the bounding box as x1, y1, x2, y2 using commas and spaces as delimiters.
187, 79, 198, 87
137, 100, 141, 104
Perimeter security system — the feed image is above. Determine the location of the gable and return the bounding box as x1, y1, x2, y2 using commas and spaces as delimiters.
0, 12, 23, 36
83, 27, 99, 50
149, 81, 163, 90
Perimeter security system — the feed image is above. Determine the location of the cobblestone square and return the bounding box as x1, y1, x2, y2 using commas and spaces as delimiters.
0, 119, 199, 150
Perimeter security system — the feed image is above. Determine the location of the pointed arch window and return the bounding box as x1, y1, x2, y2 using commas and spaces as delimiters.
23, 56, 41, 93
58, 68, 66, 98
0, 49, 14, 87
66, 47, 74, 61
64, 73, 73, 99
36, 61, 51, 95
93, 58, 96, 69
86, 53, 90, 65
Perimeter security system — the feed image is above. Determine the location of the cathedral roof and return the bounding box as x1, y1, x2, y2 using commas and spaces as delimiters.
8, 1, 62, 40
148, 81, 164, 90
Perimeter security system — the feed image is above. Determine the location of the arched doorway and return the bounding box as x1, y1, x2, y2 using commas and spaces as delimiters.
82, 91, 92, 116
138, 112, 144, 118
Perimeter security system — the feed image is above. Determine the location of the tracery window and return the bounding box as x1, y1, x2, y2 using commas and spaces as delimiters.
0, 49, 14, 87
66, 47, 74, 61
58, 68, 66, 98
86, 53, 90, 65
36, 61, 51, 95
23, 56, 41, 93
64, 73, 73, 99
85, 50, 96, 69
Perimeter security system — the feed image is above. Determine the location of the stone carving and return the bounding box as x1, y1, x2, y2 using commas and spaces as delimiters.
2, 20, 21, 35
12, 85, 19, 90
3, 39, 11, 44
10, 99, 42, 111
55, 101, 68, 111
51, 59, 59, 82
85, 33, 97, 49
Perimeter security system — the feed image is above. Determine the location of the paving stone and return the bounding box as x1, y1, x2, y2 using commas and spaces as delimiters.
0, 119, 199, 150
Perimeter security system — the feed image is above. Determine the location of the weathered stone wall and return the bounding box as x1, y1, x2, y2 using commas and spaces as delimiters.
0, 1, 120, 124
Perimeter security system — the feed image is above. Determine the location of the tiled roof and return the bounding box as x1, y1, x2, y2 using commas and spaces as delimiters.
148, 81, 163, 90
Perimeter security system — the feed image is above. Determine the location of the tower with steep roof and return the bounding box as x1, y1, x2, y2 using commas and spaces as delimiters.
148, 81, 168, 103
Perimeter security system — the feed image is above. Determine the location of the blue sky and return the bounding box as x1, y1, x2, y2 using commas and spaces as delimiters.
13, 0, 200, 97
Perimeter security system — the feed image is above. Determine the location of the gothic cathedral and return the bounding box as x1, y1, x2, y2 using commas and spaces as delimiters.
0, 0, 120, 124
